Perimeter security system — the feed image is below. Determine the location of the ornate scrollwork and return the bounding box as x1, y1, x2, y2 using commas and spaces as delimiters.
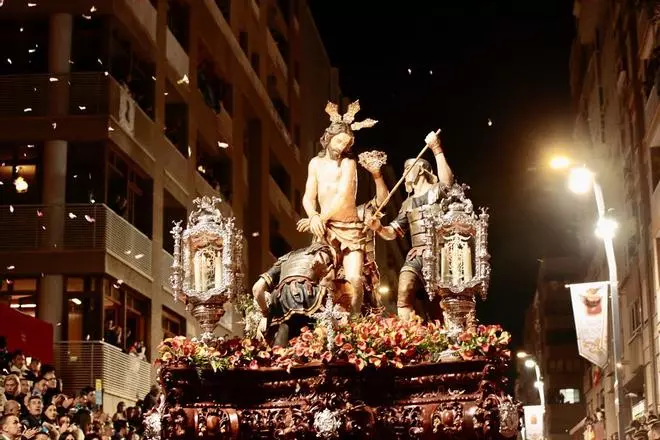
375, 406, 424, 439
161, 405, 188, 440
239, 409, 288, 439
432, 401, 464, 435
195, 407, 232, 439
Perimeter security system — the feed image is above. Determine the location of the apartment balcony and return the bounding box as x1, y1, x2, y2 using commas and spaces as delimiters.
200, 0, 299, 175
0, 203, 153, 280
267, 29, 289, 81
192, 90, 234, 148
268, 177, 302, 248
55, 341, 154, 407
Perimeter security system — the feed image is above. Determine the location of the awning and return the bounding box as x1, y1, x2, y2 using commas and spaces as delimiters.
0, 304, 53, 364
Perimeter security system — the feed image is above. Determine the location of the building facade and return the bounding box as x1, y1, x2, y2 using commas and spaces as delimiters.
569, 0, 660, 436
0, 0, 341, 406
517, 258, 586, 440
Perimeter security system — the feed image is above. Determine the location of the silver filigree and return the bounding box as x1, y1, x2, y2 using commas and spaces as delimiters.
422, 183, 490, 333
313, 294, 348, 353
313, 408, 342, 439
170, 196, 245, 337
143, 394, 164, 440
498, 398, 520, 438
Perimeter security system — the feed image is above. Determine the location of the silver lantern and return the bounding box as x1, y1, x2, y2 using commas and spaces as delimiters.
169, 196, 244, 339
422, 183, 490, 334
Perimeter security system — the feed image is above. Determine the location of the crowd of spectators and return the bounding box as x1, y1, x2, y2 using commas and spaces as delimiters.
0, 339, 158, 440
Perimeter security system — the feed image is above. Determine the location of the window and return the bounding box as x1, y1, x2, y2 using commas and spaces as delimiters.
65, 276, 101, 341
559, 388, 581, 404
629, 298, 642, 334
162, 308, 185, 339
0, 143, 42, 205
1, 278, 38, 317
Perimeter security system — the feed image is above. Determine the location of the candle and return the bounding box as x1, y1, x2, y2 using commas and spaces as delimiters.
194, 252, 202, 291
451, 244, 460, 284
214, 251, 223, 289
441, 246, 449, 281
463, 245, 473, 281
200, 252, 208, 291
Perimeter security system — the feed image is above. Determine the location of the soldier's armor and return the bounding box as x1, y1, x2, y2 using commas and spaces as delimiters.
401, 184, 444, 247
277, 242, 333, 282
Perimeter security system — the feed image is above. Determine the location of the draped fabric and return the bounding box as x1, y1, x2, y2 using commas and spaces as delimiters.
0, 304, 53, 363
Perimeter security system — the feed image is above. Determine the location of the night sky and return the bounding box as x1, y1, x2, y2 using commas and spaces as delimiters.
309, 1, 577, 345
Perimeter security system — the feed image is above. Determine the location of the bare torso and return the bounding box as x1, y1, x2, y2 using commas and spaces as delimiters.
312, 156, 358, 222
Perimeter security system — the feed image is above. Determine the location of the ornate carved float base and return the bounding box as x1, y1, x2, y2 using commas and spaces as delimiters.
159, 358, 521, 440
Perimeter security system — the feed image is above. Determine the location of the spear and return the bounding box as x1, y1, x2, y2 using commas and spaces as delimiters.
365, 129, 441, 225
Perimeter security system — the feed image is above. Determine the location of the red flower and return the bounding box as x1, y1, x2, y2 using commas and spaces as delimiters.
249, 360, 259, 370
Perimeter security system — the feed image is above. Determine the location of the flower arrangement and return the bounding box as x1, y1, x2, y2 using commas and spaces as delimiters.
156, 315, 511, 373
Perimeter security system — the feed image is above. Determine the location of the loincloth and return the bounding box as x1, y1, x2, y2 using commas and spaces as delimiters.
325, 220, 367, 254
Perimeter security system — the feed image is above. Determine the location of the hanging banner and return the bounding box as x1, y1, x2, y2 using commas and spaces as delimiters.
523, 405, 544, 440
568, 281, 609, 368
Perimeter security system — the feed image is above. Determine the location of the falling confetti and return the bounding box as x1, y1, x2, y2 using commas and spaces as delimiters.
27, 2, 37, 7
152, 76, 157, 81
116, 279, 124, 285
6, 280, 13, 285
90, 6, 97, 12
68, 59, 74, 64
6, 58, 11, 64
28, 49, 36, 54
68, 212, 77, 219
177, 74, 189, 85
19, 28, 23, 32
108, 126, 114, 132
429, 70, 433, 75
103, 71, 108, 76
52, 122, 57, 129
78, 105, 86, 110
41, 225, 46, 230
251, 232, 260, 237
134, 254, 144, 259
218, 142, 229, 148
36, 209, 43, 217
407, 68, 412, 75
73, 174, 77, 179
487, 118, 493, 127
187, 145, 192, 156
27, 144, 34, 148
23, 108, 32, 112
82, 14, 92, 19
9, 205, 14, 213
6, 266, 15, 271
84, 215, 95, 223
97, 58, 102, 65
0, 1, 4, 7
124, 250, 132, 255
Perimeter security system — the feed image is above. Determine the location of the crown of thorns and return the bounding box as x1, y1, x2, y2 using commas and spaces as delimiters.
324, 100, 378, 131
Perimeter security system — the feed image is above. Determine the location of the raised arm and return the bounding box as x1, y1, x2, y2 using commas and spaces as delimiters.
425, 131, 453, 186
320, 158, 357, 222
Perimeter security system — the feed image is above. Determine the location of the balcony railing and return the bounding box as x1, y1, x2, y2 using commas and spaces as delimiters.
55, 341, 154, 404
0, 204, 153, 276
161, 249, 174, 293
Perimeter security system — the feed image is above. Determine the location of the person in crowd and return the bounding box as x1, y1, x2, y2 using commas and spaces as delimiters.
18, 381, 30, 401
23, 361, 40, 384
3, 402, 19, 417
38, 367, 58, 406
110, 404, 124, 424
8, 353, 27, 378
31, 379, 47, 399
3, 376, 20, 403
140, 387, 158, 414
20, 396, 42, 429
110, 421, 126, 440
1, 414, 30, 440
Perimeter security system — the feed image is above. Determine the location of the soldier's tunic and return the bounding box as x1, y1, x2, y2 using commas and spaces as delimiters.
259, 243, 336, 326
390, 183, 448, 278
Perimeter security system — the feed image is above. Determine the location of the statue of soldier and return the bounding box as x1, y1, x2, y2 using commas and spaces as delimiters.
251, 242, 337, 346
365, 131, 453, 319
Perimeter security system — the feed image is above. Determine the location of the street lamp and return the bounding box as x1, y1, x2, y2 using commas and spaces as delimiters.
518, 354, 546, 408
550, 157, 626, 440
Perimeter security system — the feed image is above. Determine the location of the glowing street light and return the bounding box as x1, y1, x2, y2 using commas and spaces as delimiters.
568, 167, 594, 194
524, 359, 537, 369
595, 217, 618, 240
549, 155, 572, 170
516, 351, 528, 359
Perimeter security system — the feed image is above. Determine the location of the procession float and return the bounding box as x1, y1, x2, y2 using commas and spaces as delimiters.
149, 101, 522, 440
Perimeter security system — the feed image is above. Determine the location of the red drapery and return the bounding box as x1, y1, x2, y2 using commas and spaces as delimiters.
0, 305, 53, 364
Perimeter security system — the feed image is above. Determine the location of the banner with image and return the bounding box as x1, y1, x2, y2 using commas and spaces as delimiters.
568, 281, 609, 368
523, 405, 544, 440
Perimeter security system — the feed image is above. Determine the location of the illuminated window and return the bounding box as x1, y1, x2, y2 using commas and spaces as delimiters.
1, 278, 38, 317
559, 388, 581, 404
